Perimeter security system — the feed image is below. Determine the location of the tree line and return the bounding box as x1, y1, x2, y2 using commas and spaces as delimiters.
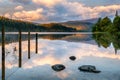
92, 13, 120, 33
0, 16, 76, 32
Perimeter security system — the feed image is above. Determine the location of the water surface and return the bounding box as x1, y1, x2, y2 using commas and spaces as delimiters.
0, 32, 120, 80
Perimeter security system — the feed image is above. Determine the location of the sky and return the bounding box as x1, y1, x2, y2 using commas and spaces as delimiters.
0, 0, 120, 23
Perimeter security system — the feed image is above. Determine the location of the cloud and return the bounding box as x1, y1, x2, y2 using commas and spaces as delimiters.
34, 1, 120, 22
10, 0, 32, 4
32, 0, 62, 7
61, 2, 120, 19
2, 0, 120, 22
14, 5, 24, 10
12, 8, 44, 21
93, 5, 120, 12
4, 13, 11, 18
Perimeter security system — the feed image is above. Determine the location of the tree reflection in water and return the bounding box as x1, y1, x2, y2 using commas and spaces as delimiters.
92, 33, 120, 54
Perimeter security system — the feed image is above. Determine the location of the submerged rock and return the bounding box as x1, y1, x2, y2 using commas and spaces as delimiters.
52, 64, 65, 72
78, 65, 101, 73
69, 56, 76, 61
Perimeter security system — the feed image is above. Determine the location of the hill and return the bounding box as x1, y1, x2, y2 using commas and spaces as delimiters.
0, 16, 76, 32
40, 23, 76, 32
61, 18, 98, 32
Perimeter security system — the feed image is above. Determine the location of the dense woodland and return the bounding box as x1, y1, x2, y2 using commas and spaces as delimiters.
92, 12, 120, 33
0, 16, 76, 32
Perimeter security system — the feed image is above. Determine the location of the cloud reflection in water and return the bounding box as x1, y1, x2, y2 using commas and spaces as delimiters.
0, 39, 120, 80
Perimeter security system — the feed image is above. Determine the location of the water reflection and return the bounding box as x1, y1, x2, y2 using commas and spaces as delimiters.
92, 33, 120, 54
0, 33, 120, 80
0, 34, 35, 44
0, 33, 93, 45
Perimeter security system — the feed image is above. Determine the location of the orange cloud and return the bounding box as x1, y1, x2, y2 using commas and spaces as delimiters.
4, 13, 11, 18
12, 8, 44, 21
32, 0, 62, 7
3, 1, 120, 22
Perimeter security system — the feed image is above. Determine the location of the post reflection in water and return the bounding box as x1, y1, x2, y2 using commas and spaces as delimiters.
2, 26, 5, 80
35, 33, 38, 54
0, 32, 120, 80
28, 31, 30, 59
18, 31, 22, 68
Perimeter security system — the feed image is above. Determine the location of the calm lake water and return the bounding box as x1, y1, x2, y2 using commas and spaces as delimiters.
0, 32, 120, 80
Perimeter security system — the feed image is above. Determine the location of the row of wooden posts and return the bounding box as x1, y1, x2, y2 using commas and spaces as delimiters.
1, 26, 38, 80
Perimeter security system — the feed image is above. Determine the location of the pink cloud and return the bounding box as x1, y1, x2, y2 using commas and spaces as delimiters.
3, 0, 120, 22
12, 8, 44, 21
62, 2, 120, 19
4, 13, 11, 18
32, 0, 62, 7
93, 5, 120, 13
14, 5, 24, 10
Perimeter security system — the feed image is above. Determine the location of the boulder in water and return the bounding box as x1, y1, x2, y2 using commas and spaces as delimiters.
52, 64, 65, 72
78, 65, 101, 73
69, 56, 76, 61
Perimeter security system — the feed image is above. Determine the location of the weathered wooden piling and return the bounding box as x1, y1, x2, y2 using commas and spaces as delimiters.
28, 31, 30, 59
115, 48, 117, 54
2, 26, 5, 80
35, 33, 38, 54
19, 30, 22, 67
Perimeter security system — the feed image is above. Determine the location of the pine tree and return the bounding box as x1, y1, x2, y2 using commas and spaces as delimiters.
115, 10, 118, 16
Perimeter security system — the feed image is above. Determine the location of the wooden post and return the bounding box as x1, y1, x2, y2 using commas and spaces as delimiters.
28, 31, 30, 59
115, 48, 117, 55
19, 30, 22, 67
2, 26, 5, 80
35, 33, 38, 54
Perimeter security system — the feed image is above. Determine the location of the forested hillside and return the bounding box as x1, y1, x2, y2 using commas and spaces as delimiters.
0, 16, 76, 32
92, 14, 120, 33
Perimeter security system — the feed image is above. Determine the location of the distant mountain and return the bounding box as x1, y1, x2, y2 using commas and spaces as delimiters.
60, 18, 99, 32
79, 18, 99, 24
